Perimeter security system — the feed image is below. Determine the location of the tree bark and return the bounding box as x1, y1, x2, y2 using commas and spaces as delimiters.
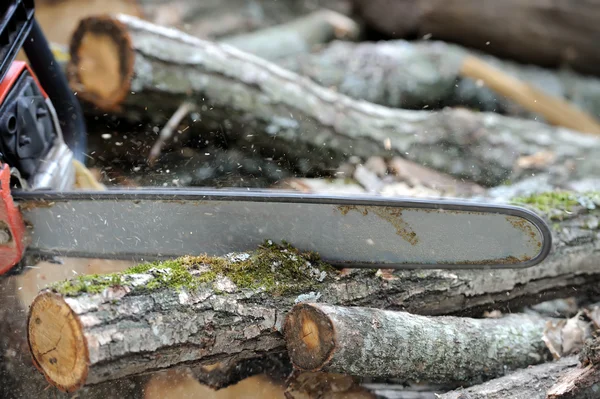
544, 336, 600, 399
350, 0, 600, 77
0, 261, 145, 399
138, 0, 351, 39
65, 14, 600, 187
282, 39, 600, 131
220, 9, 361, 62
282, 303, 552, 385
24, 192, 600, 392
437, 356, 580, 399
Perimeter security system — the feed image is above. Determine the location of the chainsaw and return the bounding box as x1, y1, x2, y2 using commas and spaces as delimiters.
0, 1, 552, 277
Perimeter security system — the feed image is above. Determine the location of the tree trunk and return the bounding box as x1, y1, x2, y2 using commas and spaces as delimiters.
24, 192, 600, 392
282, 39, 600, 131
350, 0, 600, 77
65, 14, 600, 187
282, 303, 552, 385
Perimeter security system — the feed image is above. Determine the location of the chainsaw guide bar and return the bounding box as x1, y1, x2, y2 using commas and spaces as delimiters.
12, 189, 552, 270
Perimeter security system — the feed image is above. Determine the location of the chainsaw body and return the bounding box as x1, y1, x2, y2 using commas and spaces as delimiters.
0, 0, 81, 274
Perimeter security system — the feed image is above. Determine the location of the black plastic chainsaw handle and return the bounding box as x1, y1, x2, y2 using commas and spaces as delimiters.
23, 19, 87, 163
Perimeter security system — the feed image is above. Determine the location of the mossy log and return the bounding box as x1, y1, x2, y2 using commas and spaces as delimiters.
283, 303, 551, 384
350, 0, 600, 77
282, 39, 600, 130
25, 190, 600, 393
65, 14, 600, 187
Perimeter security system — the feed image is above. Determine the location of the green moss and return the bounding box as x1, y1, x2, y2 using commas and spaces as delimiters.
49, 241, 335, 297
510, 190, 600, 220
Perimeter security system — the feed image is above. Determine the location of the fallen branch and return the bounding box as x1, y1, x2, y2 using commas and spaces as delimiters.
545, 336, 600, 398
65, 14, 600, 187
282, 39, 600, 134
283, 302, 552, 384
25, 190, 600, 392
138, 0, 352, 39
147, 101, 196, 166
460, 56, 600, 135
220, 9, 361, 61
350, 0, 600, 76
437, 356, 579, 399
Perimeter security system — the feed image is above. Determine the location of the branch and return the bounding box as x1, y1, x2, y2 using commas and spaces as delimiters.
220, 9, 361, 61
545, 336, 600, 398
282, 39, 600, 130
65, 14, 600, 187
437, 356, 580, 399
282, 303, 552, 385
350, 0, 600, 76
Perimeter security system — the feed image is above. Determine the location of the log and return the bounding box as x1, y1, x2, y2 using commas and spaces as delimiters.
437, 356, 580, 399
350, 0, 600, 77
282, 302, 552, 384
283, 39, 600, 114
24, 190, 600, 392
138, 0, 352, 39
544, 336, 600, 398
283, 39, 600, 134
545, 366, 600, 399
0, 258, 143, 399
65, 14, 600, 187
220, 9, 361, 61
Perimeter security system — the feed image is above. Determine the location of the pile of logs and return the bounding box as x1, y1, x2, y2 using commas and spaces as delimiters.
2, 0, 600, 398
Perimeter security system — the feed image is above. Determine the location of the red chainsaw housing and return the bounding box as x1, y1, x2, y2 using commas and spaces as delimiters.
0, 163, 26, 275
0, 61, 42, 275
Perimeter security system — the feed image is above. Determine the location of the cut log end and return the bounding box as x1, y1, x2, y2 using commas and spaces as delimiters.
67, 15, 134, 110
283, 303, 336, 371
27, 292, 89, 393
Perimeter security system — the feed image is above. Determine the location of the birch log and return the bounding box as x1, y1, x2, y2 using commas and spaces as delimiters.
283, 303, 551, 384
65, 14, 600, 187
25, 190, 600, 392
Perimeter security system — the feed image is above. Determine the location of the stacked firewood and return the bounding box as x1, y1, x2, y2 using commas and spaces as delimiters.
2, 1, 600, 398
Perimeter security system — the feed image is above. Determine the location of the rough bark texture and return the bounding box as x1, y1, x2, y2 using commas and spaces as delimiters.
66, 14, 600, 187
283, 303, 551, 384
24, 193, 600, 392
282, 39, 600, 125
544, 337, 600, 399
438, 356, 579, 399
220, 9, 361, 61
546, 366, 600, 399
350, 0, 600, 77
